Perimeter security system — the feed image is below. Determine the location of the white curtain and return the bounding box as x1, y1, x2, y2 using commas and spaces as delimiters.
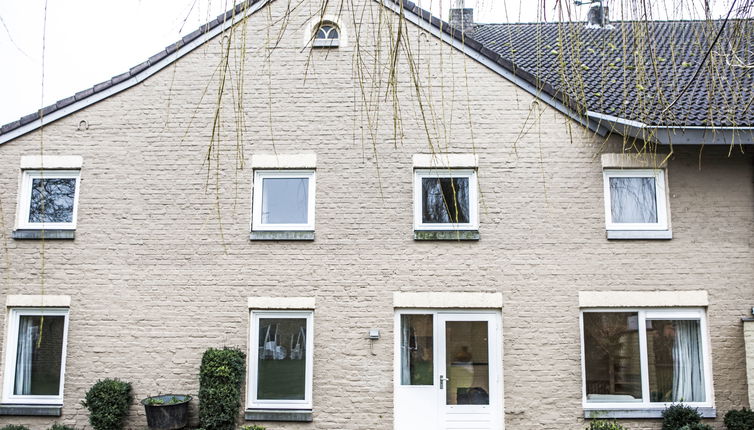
14, 317, 35, 395
672, 321, 705, 402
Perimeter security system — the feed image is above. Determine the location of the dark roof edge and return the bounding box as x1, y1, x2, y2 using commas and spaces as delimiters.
381, 0, 611, 137
0, 0, 270, 144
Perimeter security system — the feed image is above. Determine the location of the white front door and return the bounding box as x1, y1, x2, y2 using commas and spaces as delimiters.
394, 311, 502, 430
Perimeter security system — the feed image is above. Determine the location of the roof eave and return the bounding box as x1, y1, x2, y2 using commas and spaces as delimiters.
587, 111, 754, 145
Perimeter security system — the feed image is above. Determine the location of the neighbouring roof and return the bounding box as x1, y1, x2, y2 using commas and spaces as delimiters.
2, 0, 752, 142
468, 19, 754, 128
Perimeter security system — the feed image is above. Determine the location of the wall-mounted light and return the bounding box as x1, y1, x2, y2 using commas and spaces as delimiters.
368, 329, 380, 356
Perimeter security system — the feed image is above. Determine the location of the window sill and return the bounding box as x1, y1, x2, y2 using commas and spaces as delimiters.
414, 230, 480, 241
245, 409, 312, 422
606, 230, 672, 240
0, 404, 62, 416
584, 407, 716, 419
250, 231, 315, 241
312, 40, 339, 48
12, 229, 75, 240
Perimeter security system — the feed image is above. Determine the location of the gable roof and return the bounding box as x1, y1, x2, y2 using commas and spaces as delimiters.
468, 20, 754, 128
2, 0, 752, 145
0, 0, 268, 144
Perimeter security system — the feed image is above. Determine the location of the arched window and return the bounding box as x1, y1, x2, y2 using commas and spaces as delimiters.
313, 22, 340, 48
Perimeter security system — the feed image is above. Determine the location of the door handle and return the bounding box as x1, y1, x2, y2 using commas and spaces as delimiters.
439, 375, 449, 389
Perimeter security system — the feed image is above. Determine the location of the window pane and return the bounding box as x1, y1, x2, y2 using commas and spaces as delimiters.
28, 178, 76, 223
261, 178, 309, 224
257, 318, 307, 400
646, 319, 705, 403
400, 315, 433, 385
327, 28, 339, 39
583, 312, 643, 402
445, 321, 489, 405
609, 176, 658, 223
14, 315, 65, 396
422, 177, 470, 224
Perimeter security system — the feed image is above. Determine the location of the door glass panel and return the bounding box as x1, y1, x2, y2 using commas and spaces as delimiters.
445, 321, 489, 405
400, 314, 433, 385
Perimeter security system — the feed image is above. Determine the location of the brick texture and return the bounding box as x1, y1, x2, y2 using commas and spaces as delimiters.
0, 1, 751, 429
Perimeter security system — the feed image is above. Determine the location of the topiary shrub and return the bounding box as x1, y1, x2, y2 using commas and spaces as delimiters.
663, 404, 704, 430
725, 408, 754, 430
199, 347, 246, 430
81, 378, 133, 430
585, 420, 627, 430
0, 426, 30, 430
679, 424, 713, 430
48, 425, 78, 430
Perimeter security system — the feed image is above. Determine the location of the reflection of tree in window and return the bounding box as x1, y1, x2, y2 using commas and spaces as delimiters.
422, 177, 469, 224
609, 177, 657, 223
28, 178, 76, 223
583, 312, 643, 401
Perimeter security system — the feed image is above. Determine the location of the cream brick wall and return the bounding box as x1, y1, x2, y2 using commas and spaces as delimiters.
0, 0, 751, 429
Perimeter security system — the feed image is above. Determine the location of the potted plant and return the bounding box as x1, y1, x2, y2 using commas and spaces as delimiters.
140, 394, 192, 430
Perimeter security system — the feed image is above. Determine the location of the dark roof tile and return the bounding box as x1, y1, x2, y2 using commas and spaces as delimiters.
1, 121, 21, 134
74, 88, 95, 101
19, 112, 40, 126
56, 96, 76, 109
148, 49, 169, 65
129, 61, 149, 76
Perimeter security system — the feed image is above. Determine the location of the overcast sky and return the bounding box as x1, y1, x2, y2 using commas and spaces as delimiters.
0, 0, 740, 125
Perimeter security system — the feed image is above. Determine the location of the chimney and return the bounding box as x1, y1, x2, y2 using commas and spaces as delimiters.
587, 4, 609, 27
449, 7, 474, 34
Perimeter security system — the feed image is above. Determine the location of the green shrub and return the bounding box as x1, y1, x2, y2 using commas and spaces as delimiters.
0, 426, 30, 430
239, 426, 266, 430
199, 347, 246, 430
663, 404, 703, 430
48, 425, 78, 430
81, 378, 133, 430
679, 424, 713, 430
585, 420, 627, 430
725, 408, 754, 430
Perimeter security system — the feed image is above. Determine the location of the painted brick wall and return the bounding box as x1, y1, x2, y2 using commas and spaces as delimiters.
745, 321, 754, 407
0, 0, 751, 429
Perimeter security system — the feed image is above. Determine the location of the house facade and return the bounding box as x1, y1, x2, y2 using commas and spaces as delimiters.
0, 1, 752, 429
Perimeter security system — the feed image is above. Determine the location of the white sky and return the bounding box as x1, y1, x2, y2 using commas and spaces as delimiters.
0, 0, 741, 125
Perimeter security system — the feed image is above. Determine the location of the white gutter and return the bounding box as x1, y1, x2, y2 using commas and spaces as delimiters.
0, 0, 270, 146
586, 110, 754, 144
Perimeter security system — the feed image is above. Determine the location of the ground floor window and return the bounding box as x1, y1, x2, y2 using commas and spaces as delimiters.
2, 308, 69, 404
248, 310, 313, 410
581, 308, 711, 409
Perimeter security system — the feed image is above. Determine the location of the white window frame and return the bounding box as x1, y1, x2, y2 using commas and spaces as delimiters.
603, 168, 668, 231
580, 308, 713, 411
2, 308, 70, 405
247, 310, 314, 410
413, 169, 478, 231
251, 170, 316, 232
17, 170, 81, 230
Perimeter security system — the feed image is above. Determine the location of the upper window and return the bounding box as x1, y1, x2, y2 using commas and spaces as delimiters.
248, 311, 313, 410
603, 169, 668, 232
313, 22, 340, 47
581, 308, 711, 409
252, 170, 315, 232
2, 308, 69, 405
414, 169, 478, 231
17, 170, 81, 230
